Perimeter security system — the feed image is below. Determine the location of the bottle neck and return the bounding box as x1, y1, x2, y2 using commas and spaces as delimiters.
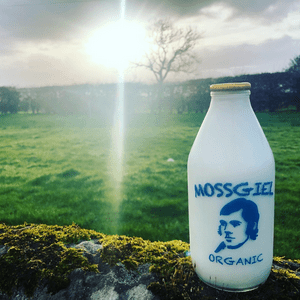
210, 90, 250, 100
209, 90, 251, 112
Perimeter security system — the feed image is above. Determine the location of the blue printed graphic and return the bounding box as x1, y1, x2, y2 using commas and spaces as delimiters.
194, 181, 273, 198
208, 253, 263, 266
214, 198, 259, 253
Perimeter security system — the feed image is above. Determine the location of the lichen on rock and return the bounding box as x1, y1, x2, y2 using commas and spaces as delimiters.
0, 223, 299, 300
0, 223, 102, 297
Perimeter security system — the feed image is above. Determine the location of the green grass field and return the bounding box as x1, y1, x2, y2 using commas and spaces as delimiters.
0, 111, 299, 259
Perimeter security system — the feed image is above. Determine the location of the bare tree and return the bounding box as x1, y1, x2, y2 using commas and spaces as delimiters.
133, 19, 202, 84
132, 19, 201, 113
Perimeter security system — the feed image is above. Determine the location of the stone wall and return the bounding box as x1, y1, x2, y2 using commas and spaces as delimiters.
0, 223, 299, 300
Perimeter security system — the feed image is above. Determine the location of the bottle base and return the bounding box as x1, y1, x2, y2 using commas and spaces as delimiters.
200, 278, 266, 293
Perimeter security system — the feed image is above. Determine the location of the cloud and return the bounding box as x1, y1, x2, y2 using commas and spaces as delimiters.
197, 36, 300, 78
1, 0, 299, 48
1, 35, 299, 87
130, 0, 299, 19
0, 0, 122, 42
0, 47, 120, 87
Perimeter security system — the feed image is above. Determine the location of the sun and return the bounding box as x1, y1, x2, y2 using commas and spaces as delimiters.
85, 20, 147, 70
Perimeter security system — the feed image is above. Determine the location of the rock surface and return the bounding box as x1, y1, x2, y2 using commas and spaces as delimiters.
0, 240, 160, 300
0, 230, 299, 300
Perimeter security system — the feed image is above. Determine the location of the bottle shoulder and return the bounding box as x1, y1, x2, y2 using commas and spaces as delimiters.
188, 109, 275, 177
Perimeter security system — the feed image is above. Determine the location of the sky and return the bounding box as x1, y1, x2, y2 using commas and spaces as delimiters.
1, 0, 300, 88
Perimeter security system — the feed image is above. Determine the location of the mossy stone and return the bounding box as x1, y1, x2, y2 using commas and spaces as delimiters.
0, 223, 299, 300
0, 223, 102, 297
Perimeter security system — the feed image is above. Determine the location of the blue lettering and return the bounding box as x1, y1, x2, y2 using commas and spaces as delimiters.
233, 182, 253, 196
268, 182, 274, 195
214, 183, 224, 197
216, 256, 223, 265
195, 181, 274, 198
209, 253, 263, 266
253, 182, 262, 196
204, 183, 214, 197
209, 254, 215, 262
224, 257, 234, 265
244, 257, 252, 265
262, 182, 273, 196
224, 183, 233, 197
195, 184, 205, 198
261, 182, 269, 195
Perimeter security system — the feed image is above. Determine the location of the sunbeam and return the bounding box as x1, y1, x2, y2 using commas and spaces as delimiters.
108, 0, 126, 233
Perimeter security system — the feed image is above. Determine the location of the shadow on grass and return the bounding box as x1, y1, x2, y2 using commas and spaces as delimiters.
0, 169, 116, 235
118, 198, 189, 243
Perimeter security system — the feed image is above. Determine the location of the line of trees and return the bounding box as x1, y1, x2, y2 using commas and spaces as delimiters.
0, 87, 20, 114
0, 67, 299, 117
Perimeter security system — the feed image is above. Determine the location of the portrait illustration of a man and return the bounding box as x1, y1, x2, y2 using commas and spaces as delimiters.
214, 198, 259, 253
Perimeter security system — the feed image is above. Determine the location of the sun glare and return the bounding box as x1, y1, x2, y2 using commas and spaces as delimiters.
85, 20, 147, 69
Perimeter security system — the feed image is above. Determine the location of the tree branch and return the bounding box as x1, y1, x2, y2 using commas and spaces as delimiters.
131, 18, 202, 84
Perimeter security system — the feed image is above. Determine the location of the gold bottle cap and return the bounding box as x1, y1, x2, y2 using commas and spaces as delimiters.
210, 82, 251, 91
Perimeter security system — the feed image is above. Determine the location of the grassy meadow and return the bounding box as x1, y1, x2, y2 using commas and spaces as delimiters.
0, 111, 299, 259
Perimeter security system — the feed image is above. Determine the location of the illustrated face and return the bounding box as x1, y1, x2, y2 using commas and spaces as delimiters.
219, 209, 248, 248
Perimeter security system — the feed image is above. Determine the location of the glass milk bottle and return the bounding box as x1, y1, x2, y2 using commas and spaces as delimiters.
187, 82, 275, 292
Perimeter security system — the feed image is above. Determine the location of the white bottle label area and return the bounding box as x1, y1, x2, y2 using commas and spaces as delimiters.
189, 179, 274, 291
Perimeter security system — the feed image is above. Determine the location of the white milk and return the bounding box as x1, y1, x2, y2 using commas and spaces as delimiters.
187, 82, 275, 292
